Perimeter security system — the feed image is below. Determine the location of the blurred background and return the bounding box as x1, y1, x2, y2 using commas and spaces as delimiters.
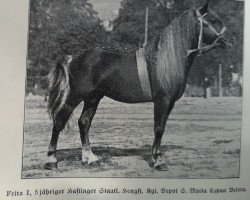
26, 0, 244, 98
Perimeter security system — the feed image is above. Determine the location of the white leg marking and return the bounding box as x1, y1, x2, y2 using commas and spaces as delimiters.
48, 154, 57, 163
87, 151, 99, 164
82, 148, 99, 164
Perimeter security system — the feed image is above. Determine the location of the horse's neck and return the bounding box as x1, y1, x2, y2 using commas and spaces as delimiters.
145, 9, 199, 67
178, 11, 199, 55
148, 11, 199, 95
170, 10, 199, 69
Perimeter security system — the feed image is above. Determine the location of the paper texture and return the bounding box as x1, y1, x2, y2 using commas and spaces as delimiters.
0, 0, 249, 199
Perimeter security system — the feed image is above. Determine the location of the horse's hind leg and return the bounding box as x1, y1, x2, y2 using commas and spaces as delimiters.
45, 97, 82, 169
152, 97, 175, 170
78, 99, 101, 165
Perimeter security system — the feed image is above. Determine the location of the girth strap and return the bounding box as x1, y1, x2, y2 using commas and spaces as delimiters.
136, 48, 152, 100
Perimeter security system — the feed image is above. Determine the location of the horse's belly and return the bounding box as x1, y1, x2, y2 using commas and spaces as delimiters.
102, 65, 151, 103
106, 92, 149, 104
104, 80, 150, 103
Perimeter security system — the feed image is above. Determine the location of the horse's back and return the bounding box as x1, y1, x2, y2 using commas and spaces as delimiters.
69, 50, 149, 103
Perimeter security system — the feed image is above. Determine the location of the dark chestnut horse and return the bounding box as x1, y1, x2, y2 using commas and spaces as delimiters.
47, 1, 230, 170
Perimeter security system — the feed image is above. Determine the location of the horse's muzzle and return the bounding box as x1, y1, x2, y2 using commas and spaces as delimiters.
217, 37, 233, 49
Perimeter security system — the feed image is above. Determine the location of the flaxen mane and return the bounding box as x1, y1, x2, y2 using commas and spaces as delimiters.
146, 8, 198, 96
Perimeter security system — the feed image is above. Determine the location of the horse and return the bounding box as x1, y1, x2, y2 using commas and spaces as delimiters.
46, 1, 231, 170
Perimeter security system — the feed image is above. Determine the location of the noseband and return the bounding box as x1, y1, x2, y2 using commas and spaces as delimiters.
187, 9, 227, 56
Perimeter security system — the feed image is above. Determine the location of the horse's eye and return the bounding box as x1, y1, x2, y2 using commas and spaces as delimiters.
210, 20, 217, 25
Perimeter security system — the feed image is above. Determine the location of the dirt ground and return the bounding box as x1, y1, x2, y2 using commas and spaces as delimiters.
22, 96, 242, 179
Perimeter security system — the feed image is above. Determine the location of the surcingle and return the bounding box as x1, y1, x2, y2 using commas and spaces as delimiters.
136, 48, 152, 100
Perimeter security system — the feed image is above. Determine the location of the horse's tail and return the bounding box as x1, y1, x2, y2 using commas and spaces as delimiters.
48, 55, 72, 120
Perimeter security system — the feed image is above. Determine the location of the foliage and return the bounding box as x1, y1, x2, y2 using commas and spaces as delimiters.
27, 0, 106, 91
111, 0, 179, 48
28, 0, 106, 65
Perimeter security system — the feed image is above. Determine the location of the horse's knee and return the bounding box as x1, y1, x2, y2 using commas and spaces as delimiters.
78, 117, 90, 129
154, 126, 164, 138
53, 111, 70, 132
52, 122, 65, 134
155, 126, 164, 132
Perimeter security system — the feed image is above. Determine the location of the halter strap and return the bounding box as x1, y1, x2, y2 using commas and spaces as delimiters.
197, 11, 207, 53
187, 9, 226, 56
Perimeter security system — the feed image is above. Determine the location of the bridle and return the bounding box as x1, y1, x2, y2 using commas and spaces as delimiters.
187, 8, 227, 56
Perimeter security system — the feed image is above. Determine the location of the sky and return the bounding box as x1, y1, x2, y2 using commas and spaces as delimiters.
89, 0, 122, 20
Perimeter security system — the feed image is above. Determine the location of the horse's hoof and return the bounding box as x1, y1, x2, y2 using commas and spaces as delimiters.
82, 161, 88, 166
44, 162, 58, 170
89, 160, 100, 167
154, 160, 168, 171
155, 163, 169, 171
47, 154, 57, 162
149, 157, 156, 167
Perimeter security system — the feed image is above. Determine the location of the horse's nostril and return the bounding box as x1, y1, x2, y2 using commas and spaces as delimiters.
224, 38, 234, 49
225, 41, 233, 49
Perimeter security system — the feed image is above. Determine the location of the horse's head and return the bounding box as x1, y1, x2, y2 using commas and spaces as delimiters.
195, 1, 232, 50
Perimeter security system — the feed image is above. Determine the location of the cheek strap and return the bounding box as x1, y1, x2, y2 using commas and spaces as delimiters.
187, 9, 227, 56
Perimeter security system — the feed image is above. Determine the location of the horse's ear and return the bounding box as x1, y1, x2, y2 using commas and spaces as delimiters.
200, 0, 209, 15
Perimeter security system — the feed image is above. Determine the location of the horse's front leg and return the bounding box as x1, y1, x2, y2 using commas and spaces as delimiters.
78, 99, 100, 165
152, 97, 175, 170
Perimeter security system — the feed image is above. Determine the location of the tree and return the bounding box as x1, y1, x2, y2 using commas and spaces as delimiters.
27, 0, 107, 93
111, 0, 180, 48
28, 0, 106, 64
